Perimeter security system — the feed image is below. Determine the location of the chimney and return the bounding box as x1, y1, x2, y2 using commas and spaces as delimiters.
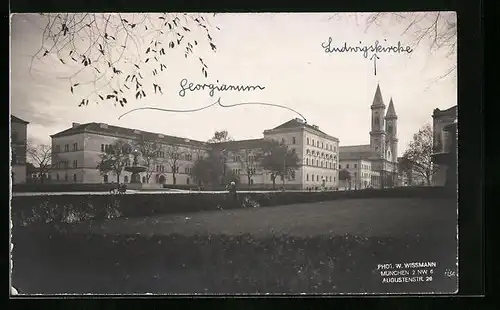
72, 122, 81, 129
133, 130, 141, 134
312, 125, 319, 130
158, 134, 164, 138
295, 118, 304, 124
99, 123, 108, 129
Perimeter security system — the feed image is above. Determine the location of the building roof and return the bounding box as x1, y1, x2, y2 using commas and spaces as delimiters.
339, 144, 378, 160
266, 118, 339, 141
432, 105, 457, 118
211, 138, 269, 151
11, 115, 29, 124
371, 84, 386, 109
385, 98, 397, 118
51, 122, 208, 148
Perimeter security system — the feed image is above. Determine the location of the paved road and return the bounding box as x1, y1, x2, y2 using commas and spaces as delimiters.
11, 189, 330, 197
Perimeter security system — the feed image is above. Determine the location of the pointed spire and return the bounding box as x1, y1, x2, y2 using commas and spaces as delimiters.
371, 83, 385, 109
385, 97, 397, 119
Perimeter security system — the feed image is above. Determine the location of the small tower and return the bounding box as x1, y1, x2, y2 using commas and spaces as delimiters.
369, 83, 386, 158
385, 97, 398, 163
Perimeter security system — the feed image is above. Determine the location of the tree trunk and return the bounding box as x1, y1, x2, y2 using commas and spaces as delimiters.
247, 176, 251, 190
172, 173, 177, 185
272, 177, 276, 190
116, 174, 121, 188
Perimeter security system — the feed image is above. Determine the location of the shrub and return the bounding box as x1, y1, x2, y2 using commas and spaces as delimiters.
11, 187, 454, 227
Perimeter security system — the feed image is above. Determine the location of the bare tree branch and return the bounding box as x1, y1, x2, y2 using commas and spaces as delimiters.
30, 13, 220, 107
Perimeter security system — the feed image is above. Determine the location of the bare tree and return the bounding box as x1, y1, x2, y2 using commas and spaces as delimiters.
163, 145, 185, 185
26, 142, 53, 184
238, 149, 262, 189
96, 139, 131, 187
134, 136, 162, 183
260, 140, 300, 190
402, 124, 438, 186
30, 13, 219, 106
207, 130, 233, 143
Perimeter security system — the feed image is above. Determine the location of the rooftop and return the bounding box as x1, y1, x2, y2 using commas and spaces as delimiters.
211, 138, 269, 151
11, 115, 29, 124
339, 145, 378, 160
51, 122, 207, 148
265, 118, 339, 141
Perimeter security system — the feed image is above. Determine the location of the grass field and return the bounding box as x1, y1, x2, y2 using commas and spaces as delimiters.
69, 197, 457, 239
11, 197, 458, 295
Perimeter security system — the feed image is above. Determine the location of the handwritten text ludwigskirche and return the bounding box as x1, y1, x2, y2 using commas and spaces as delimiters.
179, 78, 266, 97
321, 37, 413, 58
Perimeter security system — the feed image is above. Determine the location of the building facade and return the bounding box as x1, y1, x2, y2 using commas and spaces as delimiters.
49, 118, 340, 190
431, 106, 457, 187
338, 84, 399, 189
263, 119, 339, 190
50, 122, 209, 185
11, 115, 29, 184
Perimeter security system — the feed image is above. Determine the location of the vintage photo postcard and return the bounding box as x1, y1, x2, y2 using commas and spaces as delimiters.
10, 12, 458, 295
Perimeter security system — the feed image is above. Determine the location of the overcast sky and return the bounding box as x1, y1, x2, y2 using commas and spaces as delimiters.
10, 12, 457, 155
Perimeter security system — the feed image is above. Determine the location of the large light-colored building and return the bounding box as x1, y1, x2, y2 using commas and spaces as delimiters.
339, 84, 399, 189
50, 118, 340, 190
50, 122, 208, 185
431, 106, 457, 187
11, 115, 29, 184
263, 118, 339, 189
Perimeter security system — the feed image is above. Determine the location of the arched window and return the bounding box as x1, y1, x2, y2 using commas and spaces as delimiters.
292, 137, 296, 144
306, 174, 309, 181
103, 175, 108, 183
306, 158, 309, 165
307, 137, 310, 145
124, 175, 129, 183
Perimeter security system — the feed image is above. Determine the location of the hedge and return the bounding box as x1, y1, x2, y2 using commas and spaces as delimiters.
10, 187, 455, 227
12, 183, 119, 193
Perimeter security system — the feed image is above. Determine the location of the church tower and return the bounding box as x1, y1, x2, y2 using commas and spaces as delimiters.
385, 97, 398, 163
370, 84, 386, 158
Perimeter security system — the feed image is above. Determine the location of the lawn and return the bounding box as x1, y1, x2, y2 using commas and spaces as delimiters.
11, 198, 458, 295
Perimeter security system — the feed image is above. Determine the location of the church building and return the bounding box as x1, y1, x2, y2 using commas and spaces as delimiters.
339, 84, 399, 189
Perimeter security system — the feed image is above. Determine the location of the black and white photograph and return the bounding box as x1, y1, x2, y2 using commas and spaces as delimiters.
10, 12, 458, 295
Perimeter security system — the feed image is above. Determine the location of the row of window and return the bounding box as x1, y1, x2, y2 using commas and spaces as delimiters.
305, 158, 337, 169
306, 174, 336, 183
102, 174, 194, 185
305, 149, 336, 160
54, 143, 79, 153
350, 171, 371, 178
306, 137, 337, 152
231, 168, 258, 176
339, 163, 370, 170
53, 173, 78, 182
54, 160, 73, 169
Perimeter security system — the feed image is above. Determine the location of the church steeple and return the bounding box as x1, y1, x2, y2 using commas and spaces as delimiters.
371, 83, 386, 109
370, 83, 386, 158
385, 97, 397, 119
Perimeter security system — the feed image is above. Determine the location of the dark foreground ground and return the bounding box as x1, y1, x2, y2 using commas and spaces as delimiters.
11, 198, 458, 295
